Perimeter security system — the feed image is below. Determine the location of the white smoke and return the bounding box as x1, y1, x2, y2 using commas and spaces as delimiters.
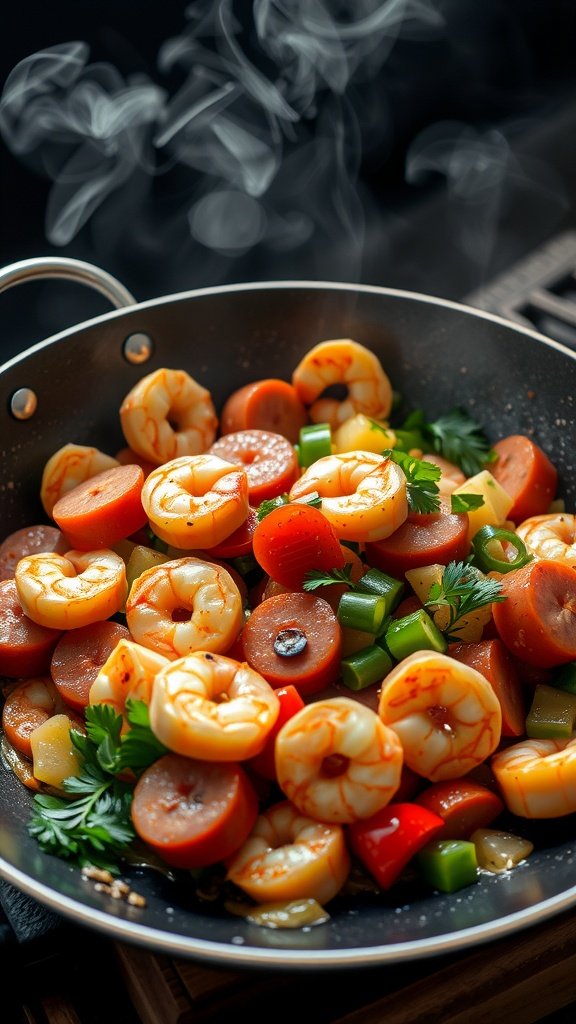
0, 42, 166, 245
0, 1, 444, 265
405, 120, 570, 273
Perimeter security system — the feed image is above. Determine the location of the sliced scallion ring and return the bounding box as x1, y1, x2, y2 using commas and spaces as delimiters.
471, 525, 532, 573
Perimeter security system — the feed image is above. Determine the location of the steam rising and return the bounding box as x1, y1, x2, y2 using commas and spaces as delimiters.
0, 0, 444, 267
406, 121, 570, 273
0, 42, 166, 245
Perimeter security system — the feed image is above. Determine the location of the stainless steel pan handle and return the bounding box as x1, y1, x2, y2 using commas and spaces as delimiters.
0, 256, 136, 308
1, 258, 138, 421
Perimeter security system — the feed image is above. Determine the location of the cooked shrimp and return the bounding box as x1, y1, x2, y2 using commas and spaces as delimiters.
89, 638, 170, 716
292, 339, 393, 428
491, 737, 576, 817
226, 800, 351, 905
14, 550, 127, 630
2, 676, 59, 758
378, 650, 502, 781
289, 451, 408, 543
516, 513, 576, 565
275, 697, 403, 824
149, 652, 279, 761
126, 556, 243, 659
120, 367, 218, 466
141, 454, 249, 549
40, 443, 119, 517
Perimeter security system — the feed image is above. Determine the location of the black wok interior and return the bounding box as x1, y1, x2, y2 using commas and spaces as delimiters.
1, 282, 576, 967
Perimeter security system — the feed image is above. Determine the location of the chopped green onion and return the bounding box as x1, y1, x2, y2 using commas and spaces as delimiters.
417, 840, 478, 893
357, 568, 405, 614
340, 644, 393, 691
337, 592, 388, 634
525, 683, 576, 739
298, 423, 332, 467
471, 525, 532, 573
384, 608, 447, 661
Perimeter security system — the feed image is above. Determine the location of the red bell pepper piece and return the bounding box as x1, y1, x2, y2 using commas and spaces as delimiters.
248, 684, 306, 780
347, 802, 446, 890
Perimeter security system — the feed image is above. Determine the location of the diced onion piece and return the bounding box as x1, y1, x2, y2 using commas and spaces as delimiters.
225, 898, 329, 929
471, 828, 534, 873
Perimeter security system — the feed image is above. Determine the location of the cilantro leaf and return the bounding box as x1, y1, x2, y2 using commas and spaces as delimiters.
394, 408, 493, 477
117, 700, 168, 774
28, 700, 166, 871
424, 409, 493, 478
425, 560, 505, 641
29, 777, 134, 873
257, 492, 322, 521
303, 564, 356, 592
450, 493, 485, 514
256, 494, 290, 520
383, 449, 441, 514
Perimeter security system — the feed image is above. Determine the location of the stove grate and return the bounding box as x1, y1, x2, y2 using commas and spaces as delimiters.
465, 231, 576, 348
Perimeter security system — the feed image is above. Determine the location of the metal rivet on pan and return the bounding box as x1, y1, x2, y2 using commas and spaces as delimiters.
10, 387, 37, 420
123, 332, 154, 364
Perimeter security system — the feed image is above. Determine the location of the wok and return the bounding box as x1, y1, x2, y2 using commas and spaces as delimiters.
1, 256, 576, 970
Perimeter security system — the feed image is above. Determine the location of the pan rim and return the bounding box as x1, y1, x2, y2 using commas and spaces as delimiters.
1, 278, 575, 375
2, 856, 576, 968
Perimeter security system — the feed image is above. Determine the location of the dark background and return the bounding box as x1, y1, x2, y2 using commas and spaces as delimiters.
1, 0, 576, 361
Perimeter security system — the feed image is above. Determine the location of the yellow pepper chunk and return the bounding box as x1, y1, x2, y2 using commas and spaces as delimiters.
333, 414, 396, 455
30, 714, 82, 788
452, 470, 513, 540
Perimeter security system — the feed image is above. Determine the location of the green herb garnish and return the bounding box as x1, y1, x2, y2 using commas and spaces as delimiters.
28, 700, 167, 872
256, 494, 290, 520
367, 418, 394, 438
424, 409, 494, 477
257, 492, 322, 522
425, 560, 505, 642
450, 493, 485, 514
303, 563, 357, 592
383, 449, 441, 513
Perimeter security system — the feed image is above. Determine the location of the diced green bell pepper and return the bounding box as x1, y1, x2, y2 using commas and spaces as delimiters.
525, 683, 576, 739
416, 839, 478, 893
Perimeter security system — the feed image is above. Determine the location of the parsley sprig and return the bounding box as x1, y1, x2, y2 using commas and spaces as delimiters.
257, 491, 323, 521
303, 563, 357, 592
28, 700, 167, 872
450, 493, 485, 514
424, 560, 505, 641
383, 448, 441, 514
426, 410, 495, 478
396, 409, 494, 478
